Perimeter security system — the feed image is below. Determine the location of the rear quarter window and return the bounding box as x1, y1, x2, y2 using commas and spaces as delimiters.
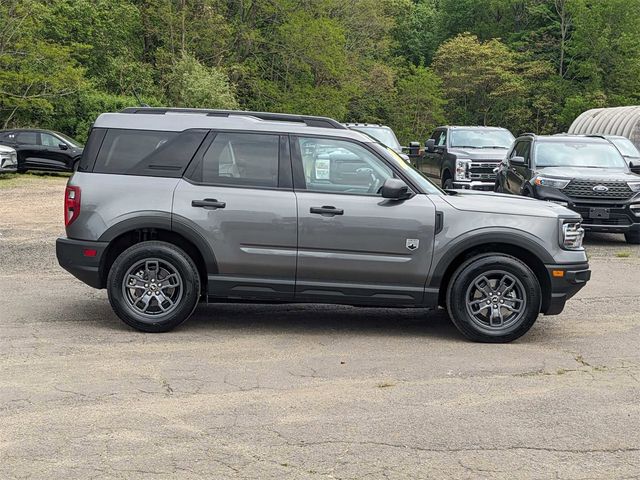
92, 128, 207, 177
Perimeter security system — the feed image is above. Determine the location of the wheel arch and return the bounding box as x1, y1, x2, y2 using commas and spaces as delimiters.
430, 232, 553, 313
98, 216, 217, 292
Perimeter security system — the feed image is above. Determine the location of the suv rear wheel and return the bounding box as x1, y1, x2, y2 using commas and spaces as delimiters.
107, 241, 201, 332
446, 253, 541, 343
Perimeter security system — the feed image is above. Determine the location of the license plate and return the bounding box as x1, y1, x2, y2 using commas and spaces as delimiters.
589, 207, 610, 220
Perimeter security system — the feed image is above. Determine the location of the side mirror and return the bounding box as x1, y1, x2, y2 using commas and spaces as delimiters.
408, 141, 420, 156
630, 161, 640, 174
59, 143, 69, 150
511, 156, 526, 167
425, 139, 436, 153
380, 178, 410, 199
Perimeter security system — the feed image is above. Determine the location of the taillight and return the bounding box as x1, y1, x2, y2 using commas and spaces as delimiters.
65, 186, 81, 226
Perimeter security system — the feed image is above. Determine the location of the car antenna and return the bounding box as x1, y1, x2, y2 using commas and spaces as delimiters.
132, 89, 150, 108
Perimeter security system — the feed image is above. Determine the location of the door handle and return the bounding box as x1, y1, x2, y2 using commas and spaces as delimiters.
310, 206, 344, 216
192, 198, 226, 209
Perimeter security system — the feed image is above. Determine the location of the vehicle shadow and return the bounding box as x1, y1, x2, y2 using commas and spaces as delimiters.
184, 303, 463, 340
70, 298, 464, 341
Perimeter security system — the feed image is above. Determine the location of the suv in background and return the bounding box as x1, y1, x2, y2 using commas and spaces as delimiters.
56, 108, 590, 343
605, 135, 640, 174
0, 128, 84, 173
418, 126, 515, 190
495, 134, 640, 244
344, 123, 418, 163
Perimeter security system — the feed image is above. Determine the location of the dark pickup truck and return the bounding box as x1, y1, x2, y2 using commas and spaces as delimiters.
416, 126, 515, 190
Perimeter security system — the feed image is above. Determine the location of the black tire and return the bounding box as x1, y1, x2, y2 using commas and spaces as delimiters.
625, 230, 640, 244
494, 178, 504, 193
107, 241, 201, 332
72, 159, 80, 172
442, 176, 454, 190
446, 253, 542, 343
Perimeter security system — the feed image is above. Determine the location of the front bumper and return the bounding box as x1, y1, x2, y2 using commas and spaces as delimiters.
0, 157, 17, 172
534, 185, 640, 233
56, 237, 109, 289
543, 262, 591, 315
452, 180, 495, 191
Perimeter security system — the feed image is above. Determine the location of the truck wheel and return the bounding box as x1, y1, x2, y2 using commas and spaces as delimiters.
624, 231, 640, 244
107, 241, 201, 332
446, 253, 541, 343
442, 176, 453, 190
494, 178, 504, 193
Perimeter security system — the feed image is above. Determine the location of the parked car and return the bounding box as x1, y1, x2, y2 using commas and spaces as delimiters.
495, 134, 640, 244
56, 107, 589, 342
344, 123, 418, 163
0, 129, 84, 173
418, 126, 515, 190
604, 135, 640, 174
0, 144, 18, 173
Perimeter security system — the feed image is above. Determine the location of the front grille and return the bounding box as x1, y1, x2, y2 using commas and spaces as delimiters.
563, 179, 633, 200
469, 161, 498, 181
581, 217, 632, 226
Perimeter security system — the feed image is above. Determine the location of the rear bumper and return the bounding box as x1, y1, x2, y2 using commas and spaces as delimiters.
56, 237, 108, 289
543, 262, 591, 315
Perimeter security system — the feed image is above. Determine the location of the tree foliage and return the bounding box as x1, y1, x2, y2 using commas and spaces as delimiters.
1, 0, 640, 142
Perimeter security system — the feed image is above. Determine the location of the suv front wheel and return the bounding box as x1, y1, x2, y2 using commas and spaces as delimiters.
446, 253, 542, 343
107, 241, 201, 332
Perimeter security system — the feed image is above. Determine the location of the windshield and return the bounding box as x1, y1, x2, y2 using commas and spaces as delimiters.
351, 126, 401, 150
450, 129, 514, 149
536, 141, 628, 168
372, 144, 442, 195
55, 131, 83, 148
609, 137, 640, 158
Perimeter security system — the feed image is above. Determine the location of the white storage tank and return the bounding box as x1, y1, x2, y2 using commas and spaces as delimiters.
568, 106, 640, 149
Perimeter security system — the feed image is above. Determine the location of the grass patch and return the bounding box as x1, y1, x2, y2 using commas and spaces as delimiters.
0, 172, 69, 189
615, 251, 632, 258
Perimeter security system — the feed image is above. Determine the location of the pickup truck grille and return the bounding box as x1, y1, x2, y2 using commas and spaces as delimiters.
563, 180, 633, 200
469, 161, 498, 181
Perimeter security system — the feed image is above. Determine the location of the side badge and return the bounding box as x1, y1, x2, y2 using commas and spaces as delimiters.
406, 239, 419, 251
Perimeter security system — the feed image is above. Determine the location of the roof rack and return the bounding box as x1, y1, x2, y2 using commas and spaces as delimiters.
120, 107, 347, 129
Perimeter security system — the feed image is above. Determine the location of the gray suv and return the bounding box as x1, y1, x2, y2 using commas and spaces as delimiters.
56, 108, 590, 342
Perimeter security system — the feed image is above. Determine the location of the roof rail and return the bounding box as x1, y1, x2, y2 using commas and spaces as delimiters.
120, 107, 347, 129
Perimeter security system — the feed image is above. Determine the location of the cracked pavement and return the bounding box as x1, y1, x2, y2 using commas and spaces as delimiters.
1, 176, 639, 479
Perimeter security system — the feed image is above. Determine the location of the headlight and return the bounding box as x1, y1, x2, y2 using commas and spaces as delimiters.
627, 181, 640, 192
534, 176, 570, 189
561, 221, 585, 250
0, 152, 17, 169
630, 204, 640, 216
455, 158, 470, 181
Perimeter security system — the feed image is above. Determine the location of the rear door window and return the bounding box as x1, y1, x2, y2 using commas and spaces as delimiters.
189, 132, 280, 188
16, 132, 37, 145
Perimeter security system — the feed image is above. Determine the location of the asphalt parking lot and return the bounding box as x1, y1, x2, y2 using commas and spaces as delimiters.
1, 175, 639, 479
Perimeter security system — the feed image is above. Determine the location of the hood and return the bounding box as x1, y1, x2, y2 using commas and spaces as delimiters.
441, 190, 578, 219
537, 166, 640, 182
449, 147, 510, 161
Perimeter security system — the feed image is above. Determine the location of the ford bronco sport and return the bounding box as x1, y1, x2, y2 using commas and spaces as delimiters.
56, 108, 590, 342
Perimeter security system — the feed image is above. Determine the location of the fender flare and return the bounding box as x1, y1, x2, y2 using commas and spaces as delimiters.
98, 212, 218, 274
427, 228, 554, 289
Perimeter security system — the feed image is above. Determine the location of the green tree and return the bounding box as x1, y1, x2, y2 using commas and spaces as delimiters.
164, 53, 238, 109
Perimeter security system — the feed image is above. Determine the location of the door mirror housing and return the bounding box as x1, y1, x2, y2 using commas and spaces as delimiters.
425, 139, 436, 153
511, 156, 526, 167
59, 143, 69, 150
380, 178, 410, 199
408, 141, 420, 156
629, 160, 640, 174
